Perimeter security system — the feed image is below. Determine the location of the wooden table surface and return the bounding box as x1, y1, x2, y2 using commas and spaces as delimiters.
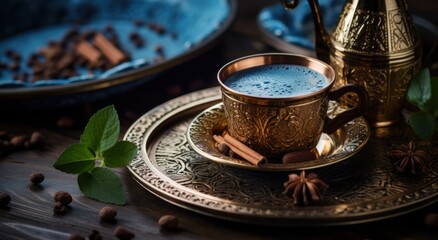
1, 1, 438, 239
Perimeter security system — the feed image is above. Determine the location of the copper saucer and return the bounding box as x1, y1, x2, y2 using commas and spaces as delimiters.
187, 102, 370, 171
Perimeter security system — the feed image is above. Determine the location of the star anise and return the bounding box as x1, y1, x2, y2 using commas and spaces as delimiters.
283, 171, 329, 206
388, 141, 428, 175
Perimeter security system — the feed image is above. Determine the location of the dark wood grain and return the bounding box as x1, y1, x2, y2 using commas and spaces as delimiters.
1, 1, 438, 239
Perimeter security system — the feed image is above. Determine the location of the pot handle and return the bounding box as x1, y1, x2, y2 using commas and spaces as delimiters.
323, 84, 369, 134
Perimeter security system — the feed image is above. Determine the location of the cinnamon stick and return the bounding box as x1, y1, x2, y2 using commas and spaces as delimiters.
213, 134, 267, 166
93, 33, 127, 66
74, 40, 101, 67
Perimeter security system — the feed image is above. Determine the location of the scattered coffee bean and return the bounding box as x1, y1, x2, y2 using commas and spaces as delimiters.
215, 142, 230, 155
0, 192, 11, 208
61, 29, 80, 48
99, 206, 117, 222
425, 213, 438, 227
57, 53, 77, 71
8, 61, 20, 71
282, 151, 317, 164
154, 44, 164, 55
104, 25, 114, 33
10, 135, 28, 149
5, 49, 19, 60
17, 72, 28, 81
28, 131, 45, 149
57, 116, 75, 128
89, 229, 102, 240
54, 191, 72, 206
68, 233, 85, 240
158, 215, 179, 231
129, 32, 144, 48
82, 30, 97, 40
29, 173, 45, 184
53, 201, 66, 215
147, 22, 166, 35
32, 63, 44, 75
133, 19, 144, 27
27, 54, 40, 67
113, 226, 135, 240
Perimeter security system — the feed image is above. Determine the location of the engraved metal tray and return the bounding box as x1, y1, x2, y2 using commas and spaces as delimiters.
187, 103, 370, 171
125, 87, 438, 226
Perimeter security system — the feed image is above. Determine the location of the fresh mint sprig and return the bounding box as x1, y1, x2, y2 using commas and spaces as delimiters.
53, 105, 137, 205
406, 68, 438, 139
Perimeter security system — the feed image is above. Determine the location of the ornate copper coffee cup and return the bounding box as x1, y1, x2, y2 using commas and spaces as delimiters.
217, 53, 369, 158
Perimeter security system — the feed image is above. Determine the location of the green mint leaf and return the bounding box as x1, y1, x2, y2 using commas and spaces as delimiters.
409, 111, 435, 140
103, 141, 138, 168
80, 105, 120, 153
53, 144, 96, 174
78, 167, 125, 205
429, 76, 438, 114
407, 68, 431, 111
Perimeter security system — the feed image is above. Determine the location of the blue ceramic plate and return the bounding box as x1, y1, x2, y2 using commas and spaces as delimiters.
257, 0, 343, 56
0, 0, 236, 109
257, 1, 437, 59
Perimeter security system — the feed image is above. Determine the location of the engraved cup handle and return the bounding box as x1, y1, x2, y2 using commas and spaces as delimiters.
323, 84, 369, 134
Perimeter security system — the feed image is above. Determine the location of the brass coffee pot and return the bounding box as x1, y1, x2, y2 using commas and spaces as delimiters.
282, 0, 422, 127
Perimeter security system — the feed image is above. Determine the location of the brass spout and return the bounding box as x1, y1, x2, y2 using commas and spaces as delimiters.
281, 0, 331, 62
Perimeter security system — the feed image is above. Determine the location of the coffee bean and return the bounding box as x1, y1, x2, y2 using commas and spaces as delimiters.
282, 151, 317, 164
53, 201, 66, 215
18, 72, 28, 81
99, 206, 117, 222
89, 230, 102, 240
10, 135, 28, 149
158, 215, 179, 231
0, 192, 11, 208
68, 233, 85, 240
154, 44, 163, 54
27, 53, 40, 67
113, 226, 135, 240
29, 173, 45, 184
82, 30, 96, 40
147, 22, 166, 35
129, 33, 144, 48
5, 49, 16, 59
28, 131, 45, 149
104, 25, 114, 33
9, 61, 20, 71
54, 191, 72, 206
215, 142, 230, 155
